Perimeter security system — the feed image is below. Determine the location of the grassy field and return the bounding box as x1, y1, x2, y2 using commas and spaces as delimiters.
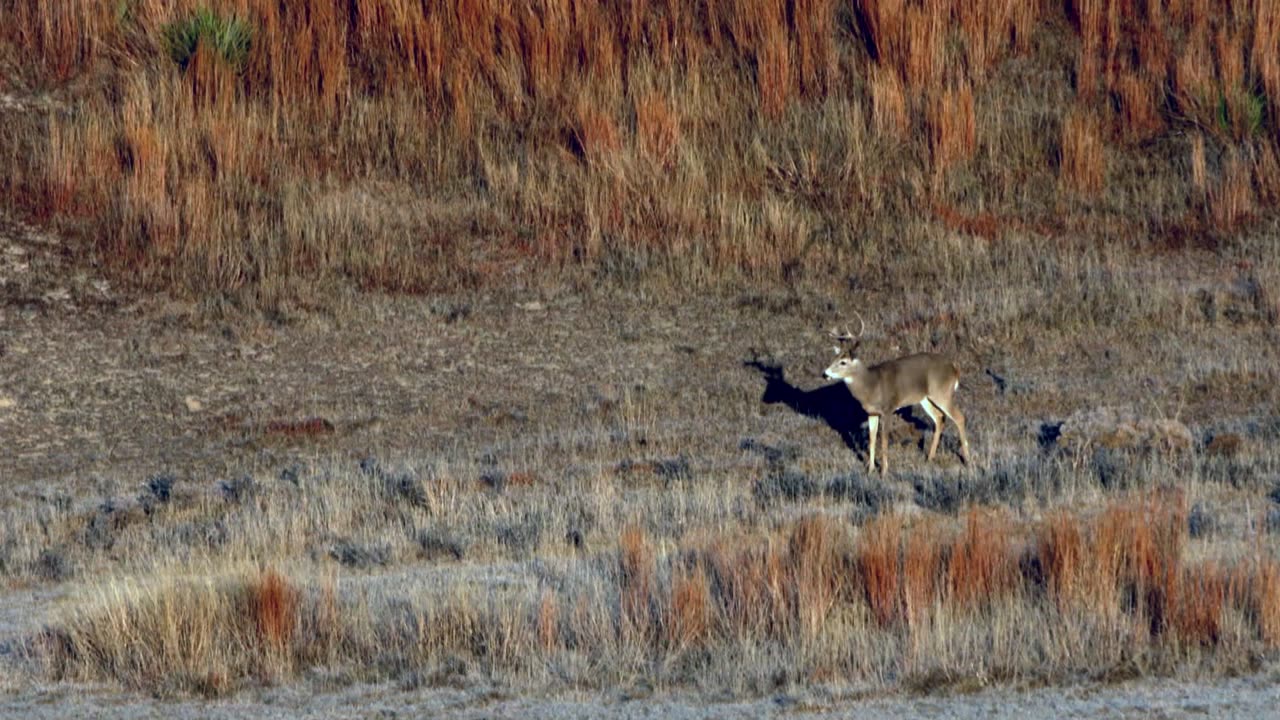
1, 0, 1280, 712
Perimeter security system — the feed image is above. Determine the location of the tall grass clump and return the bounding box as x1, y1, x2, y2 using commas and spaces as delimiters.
2, 0, 1280, 302
162, 9, 253, 70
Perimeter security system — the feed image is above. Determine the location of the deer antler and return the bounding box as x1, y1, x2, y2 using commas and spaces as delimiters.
828, 311, 867, 345
828, 326, 854, 343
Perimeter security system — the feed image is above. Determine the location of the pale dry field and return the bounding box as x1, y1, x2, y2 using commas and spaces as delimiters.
2, 212, 1280, 716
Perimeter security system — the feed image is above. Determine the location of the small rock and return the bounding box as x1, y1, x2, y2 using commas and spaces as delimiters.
517, 301, 546, 312
0, 396, 14, 409
184, 396, 204, 412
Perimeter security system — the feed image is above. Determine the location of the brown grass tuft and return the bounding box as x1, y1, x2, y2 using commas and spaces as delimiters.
574, 97, 622, 164
789, 514, 844, 637
1209, 150, 1256, 230
928, 82, 977, 174
1172, 562, 1232, 646
1060, 107, 1106, 196
1190, 133, 1209, 196
667, 561, 712, 647
1039, 511, 1087, 611
1251, 558, 1280, 647
537, 588, 560, 651
248, 567, 299, 650
619, 524, 656, 633
1112, 70, 1164, 142
902, 516, 946, 625
869, 67, 909, 140
859, 513, 903, 626
635, 90, 681, 169
947, 508, 1017, 609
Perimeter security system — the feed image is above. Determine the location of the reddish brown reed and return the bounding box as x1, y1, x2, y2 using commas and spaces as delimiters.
791, 0, 838, 96
928, 82, 977, 174
947, 508, 1017, 610
859, 514, 903, 627
668, 561, 712, 647
1252, 558, 1280, 647
755, 1, 794, 119
11, 0, 1280, 300
574, 97, 621, 163
789, 515, 843, 637
902, 5, 944, 88
248, 567, 299, 650
1112, 70, 1164, 142
1060, 107, 1106, 196
1210, 151, 1256, 230
6, 0, 114, 80
635, 90, 681, 168
537, 588, 559, 651
1254, 0, 1280, 122
869, 67, 909, 140
1173, 26, 1220, 134
619, 524, 655, 633
1039, 511, 1087, 611
901, 517, 946, 625
1252, 143, 1280, 206
1171, 562, 1235, 647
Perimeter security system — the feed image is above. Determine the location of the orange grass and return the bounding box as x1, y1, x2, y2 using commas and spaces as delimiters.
859, 513, 904, 627
946, 508, 1018, 609
619, 524, 656, 635
51, 496, 1280, 696
928, 82, 977, 174
667, 561, 712, 647
1060, 107, 1106, 196
4, 0, 1280, 298
247, 567, 299, 650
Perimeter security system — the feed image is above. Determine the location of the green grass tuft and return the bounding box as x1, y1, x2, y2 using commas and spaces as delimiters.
162, 8, 252, 71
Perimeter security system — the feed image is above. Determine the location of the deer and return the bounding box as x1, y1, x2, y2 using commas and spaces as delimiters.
823, 314, 970, 474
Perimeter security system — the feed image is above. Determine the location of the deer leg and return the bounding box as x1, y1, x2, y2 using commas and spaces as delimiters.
866, 415, 880, 474
880, 418, 890, 474
936, 402, 970, 464
920, 399, 944, 461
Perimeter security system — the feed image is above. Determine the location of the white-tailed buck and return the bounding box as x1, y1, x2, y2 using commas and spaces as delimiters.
823, 315, 970, 474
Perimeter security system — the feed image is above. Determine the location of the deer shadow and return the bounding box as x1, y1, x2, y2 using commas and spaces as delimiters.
745, 356, 867, 453
744, 356, 933, 460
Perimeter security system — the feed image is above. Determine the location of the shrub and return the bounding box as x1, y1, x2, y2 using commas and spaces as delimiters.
162, 8, 252, 70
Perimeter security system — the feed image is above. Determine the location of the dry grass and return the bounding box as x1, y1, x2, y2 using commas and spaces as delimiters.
36, 489, 1280, 697
1, 0, 1279, 304
3, 0, 1280, 703
1060, 107, 1106, 196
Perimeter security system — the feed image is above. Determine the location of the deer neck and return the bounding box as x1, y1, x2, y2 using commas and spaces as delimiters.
842, 361, 879, 407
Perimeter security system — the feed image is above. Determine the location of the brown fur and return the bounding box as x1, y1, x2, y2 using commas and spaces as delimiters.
824, 350, 971, 474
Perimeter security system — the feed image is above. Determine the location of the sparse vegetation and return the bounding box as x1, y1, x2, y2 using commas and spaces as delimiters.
1, 428, 1278, 699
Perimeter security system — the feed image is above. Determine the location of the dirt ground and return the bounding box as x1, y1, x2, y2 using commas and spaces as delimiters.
4, 206, 1273, 493
4, 672, 1280, 719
